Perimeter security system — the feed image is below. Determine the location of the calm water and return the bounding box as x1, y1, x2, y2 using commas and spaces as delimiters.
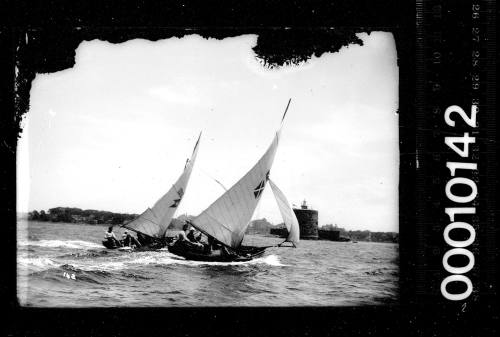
17, 221, 398, 307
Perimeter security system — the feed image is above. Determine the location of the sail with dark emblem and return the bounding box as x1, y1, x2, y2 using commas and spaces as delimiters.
122, 133, 201, 238
189, 100, 293, 249
190, 133, 279, 248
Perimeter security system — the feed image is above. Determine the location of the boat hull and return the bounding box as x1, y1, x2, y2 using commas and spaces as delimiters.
168, 241, 267, 262
102, 240, 121, 249
102, 240, 167, 251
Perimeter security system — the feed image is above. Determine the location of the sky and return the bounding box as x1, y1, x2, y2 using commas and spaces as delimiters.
17, 32, 399, 232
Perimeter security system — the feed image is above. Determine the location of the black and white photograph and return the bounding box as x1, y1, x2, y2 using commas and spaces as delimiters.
2, 1, 497, 336
16, 32, 399, 307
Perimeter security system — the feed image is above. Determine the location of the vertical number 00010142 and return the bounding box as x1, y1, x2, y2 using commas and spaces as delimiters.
440, 104, 478, 301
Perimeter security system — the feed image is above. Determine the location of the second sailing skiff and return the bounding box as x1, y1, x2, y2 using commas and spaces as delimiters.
168, 100, 299, 261
101, 133, 201, 250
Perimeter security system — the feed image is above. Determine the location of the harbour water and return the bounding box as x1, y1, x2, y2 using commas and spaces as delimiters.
17, 221, 398, 307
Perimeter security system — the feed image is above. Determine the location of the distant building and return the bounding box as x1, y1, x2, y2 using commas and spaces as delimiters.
317, 229, 340, 241
246, 218, 272, 234
269, 227, 287, 237
268, 200, 320, 240
293, 200, 319, 240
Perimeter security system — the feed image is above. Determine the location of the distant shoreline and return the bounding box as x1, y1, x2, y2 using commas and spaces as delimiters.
22, 207, 138, 226
20, 207, 399, 244
21, 220, 398, 245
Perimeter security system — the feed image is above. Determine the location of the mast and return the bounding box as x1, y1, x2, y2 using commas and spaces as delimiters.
190, 100, 292, 249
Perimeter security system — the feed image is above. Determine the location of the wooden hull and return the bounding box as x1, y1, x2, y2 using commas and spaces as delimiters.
168, 241, 267, 262
102, 240, 167, 251
102, 240, 121, 249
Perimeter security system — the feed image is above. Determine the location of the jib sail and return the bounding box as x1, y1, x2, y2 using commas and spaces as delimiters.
269, 179, 300, 246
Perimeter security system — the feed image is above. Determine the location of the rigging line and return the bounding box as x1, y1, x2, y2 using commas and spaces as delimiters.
278, 239, 297, 248
197, 166, 228, 191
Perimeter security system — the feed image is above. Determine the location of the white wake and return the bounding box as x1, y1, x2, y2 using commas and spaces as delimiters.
18, 239, 103, 250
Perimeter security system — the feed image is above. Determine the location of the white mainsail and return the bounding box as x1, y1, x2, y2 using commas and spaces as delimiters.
123, 133, 201, 238
191, 132, 280, 248
269, 179, 300, 246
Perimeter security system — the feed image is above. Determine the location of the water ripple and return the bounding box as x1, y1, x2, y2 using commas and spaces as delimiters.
17, 222, 399, 307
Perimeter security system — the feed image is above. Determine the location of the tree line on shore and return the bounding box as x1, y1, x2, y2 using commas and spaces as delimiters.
320, 223, 399, 243
27, 207, 398, 243
248, 219, 399, 243
28, 207, 138, 225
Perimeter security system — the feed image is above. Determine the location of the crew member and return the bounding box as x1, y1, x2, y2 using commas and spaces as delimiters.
187, 228, 202, 242
177, 224, 190, 241
104, 226, 121, 247
205, 236, 222, 254
122, 231, 141, 248
178, 224, 203, 249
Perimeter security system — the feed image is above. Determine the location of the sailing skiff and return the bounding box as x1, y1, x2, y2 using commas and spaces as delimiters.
168, 99, 300, 262
102, 133, 201, 250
